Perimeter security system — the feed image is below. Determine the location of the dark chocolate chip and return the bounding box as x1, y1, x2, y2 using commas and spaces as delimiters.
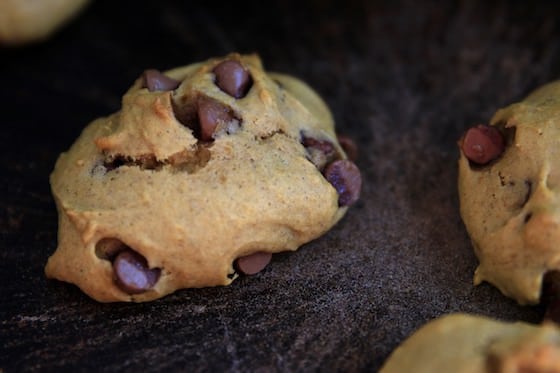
235, 252, 272, 275
142, 69, 180, 92
213, 60, 253, 98
113, 249, 161, 294
336, 134, 358, 161
302, 137, 336, 157
95, 238, 126, 260
197, 97, 237, 141
302, 136, 338, 170
461, 124, 504, 165
324, 159, 362, 207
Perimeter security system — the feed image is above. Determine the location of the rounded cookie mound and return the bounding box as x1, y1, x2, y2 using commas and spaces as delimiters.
46, 53, 362, 302
458, 81, 560, 305
381, 313, 560, 373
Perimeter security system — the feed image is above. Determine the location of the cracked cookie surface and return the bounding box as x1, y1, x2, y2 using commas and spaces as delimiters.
46, 53, 361, 302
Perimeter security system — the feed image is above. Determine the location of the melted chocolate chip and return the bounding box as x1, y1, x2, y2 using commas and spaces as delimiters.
324, 159, 362, 206
172, 94, 240, 142
197, 97, 238, 141
142, 69, 180, 92
302, 137, 336, 157
213, 60, 253, 98
113, 249, 161, 294
461, 124, 504, 165
235, 252, 272, 275
302, 136, 338, 170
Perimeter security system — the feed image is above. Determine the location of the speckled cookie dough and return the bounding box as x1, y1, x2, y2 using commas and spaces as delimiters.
46, 53, 362, 302
381, 313, 560, 373
458, 81, 560, 305
0, 0, 89, 45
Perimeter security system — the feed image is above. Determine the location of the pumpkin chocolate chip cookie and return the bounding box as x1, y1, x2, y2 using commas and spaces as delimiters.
46, 53, 362, 302
458, 80, 560, 306
381, 313, 560, 373
0, 0, 89, 45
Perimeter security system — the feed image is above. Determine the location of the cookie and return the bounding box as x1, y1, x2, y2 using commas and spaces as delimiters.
381, 313, 560, 373
45, 53, 362, 302
458, 81, 560, 305
0, 0, 89, 45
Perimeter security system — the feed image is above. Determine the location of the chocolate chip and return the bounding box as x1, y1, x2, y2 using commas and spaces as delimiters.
142, 69, 180, 92
212, 60, 253, 98
235, 252, 272, 275
302, 136, 338, 170
324, 159, 362, 206
113, 249, 161, 294
302, 137, 336, 157
197, 96, 238, 141
95, 238, 126, 260
461, 124, 504, 165
337, 134, 358, 161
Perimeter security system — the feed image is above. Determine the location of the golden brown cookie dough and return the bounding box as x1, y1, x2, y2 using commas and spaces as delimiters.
46, 53, 362, 302
0, 0, 89, 45
381, 313, 560, 373
458, 81, 560, 305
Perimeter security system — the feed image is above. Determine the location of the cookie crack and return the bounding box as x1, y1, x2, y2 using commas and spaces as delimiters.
257, 128, 289, 142
104, 154, 164, 171
101, 145, 211, 174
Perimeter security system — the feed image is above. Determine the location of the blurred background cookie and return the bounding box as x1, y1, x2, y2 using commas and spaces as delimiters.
0, 0, 89, 45
381, 313, 560, 373
459, 81, 560, 306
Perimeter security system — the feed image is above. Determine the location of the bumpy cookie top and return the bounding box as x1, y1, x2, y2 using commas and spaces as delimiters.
46, 53, 361, 302
381, 313, 560, 373
459, 80, 560, 305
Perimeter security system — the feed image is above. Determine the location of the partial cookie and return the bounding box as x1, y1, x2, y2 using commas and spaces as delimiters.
458, 81, 560, 305
0, 0, 89, 45
381, 313, 560, 373
46, 53, 362, 302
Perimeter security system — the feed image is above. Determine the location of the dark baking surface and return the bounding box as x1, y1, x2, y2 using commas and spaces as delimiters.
2, 0, 560, 371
